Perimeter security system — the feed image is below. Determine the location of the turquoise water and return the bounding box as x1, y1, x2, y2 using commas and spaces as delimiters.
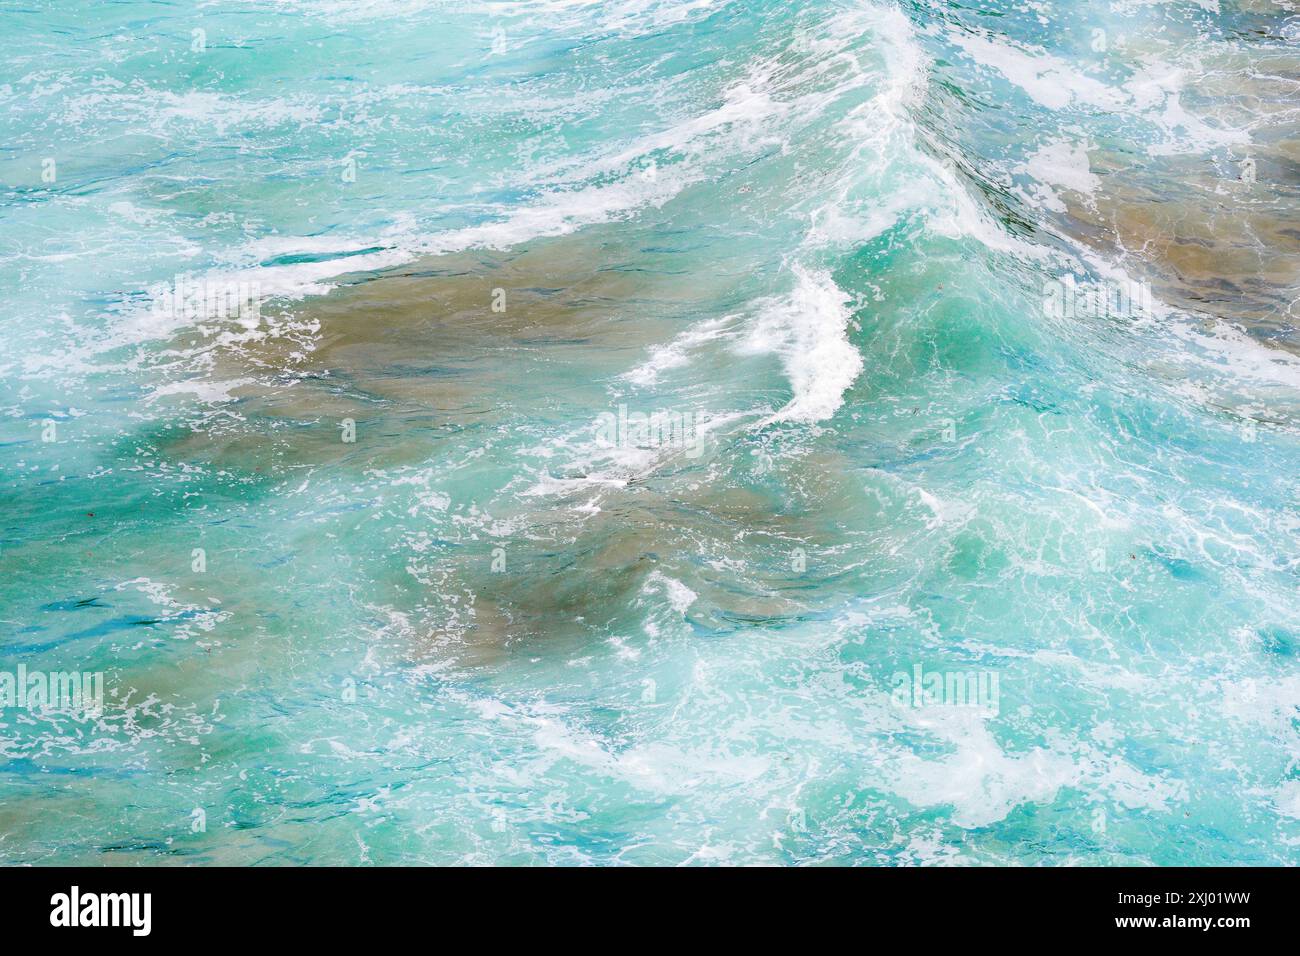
1, 0, 1299, 865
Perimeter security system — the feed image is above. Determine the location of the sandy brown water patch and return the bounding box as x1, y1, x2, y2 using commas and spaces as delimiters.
151, 228, 749, 474
1054, 46, 1300, 340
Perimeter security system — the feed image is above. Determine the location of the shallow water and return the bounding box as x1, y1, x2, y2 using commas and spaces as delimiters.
2, 0, 1299, 865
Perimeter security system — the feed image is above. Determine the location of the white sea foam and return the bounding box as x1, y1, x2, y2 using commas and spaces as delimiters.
740, 266, 863, 425
953, 33, 1125, 111
1019, 138, 1101, 213
643, 570, 697, 615
951, 30, 1251, 156
624, 315, 738, 387
882, 695, 1185, 828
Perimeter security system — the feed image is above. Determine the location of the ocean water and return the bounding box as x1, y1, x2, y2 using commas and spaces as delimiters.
1, 0, 1298, 865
